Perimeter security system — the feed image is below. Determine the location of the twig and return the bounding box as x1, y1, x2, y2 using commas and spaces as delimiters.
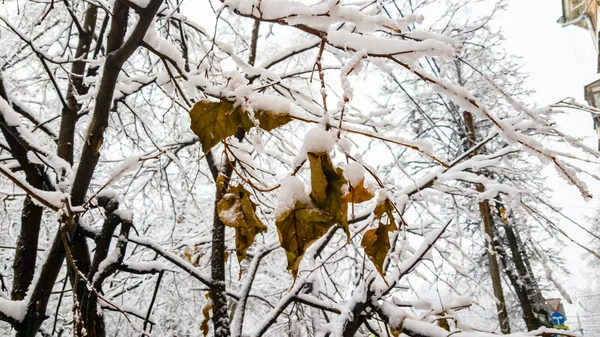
142, 270, 163, 335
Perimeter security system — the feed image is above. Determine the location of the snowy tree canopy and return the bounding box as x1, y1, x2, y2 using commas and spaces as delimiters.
0, 0, 596, 336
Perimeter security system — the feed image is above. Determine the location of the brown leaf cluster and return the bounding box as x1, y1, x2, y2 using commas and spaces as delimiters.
217, 184, 268, 263
189, 99, 291, 153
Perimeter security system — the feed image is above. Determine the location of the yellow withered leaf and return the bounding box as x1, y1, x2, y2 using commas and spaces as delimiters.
189, 100, 252, 154
217, 184, 268, 263
200, 301, 212, 336
374, 198, 397, 230
217, 193, 244, 228
307, 152, 349, 238
438, 318, 450, 331
275, 202, 334, 279
361, 222, 393, 277
182, 247, 193, 263
254, 109, 292, 131
499, 206, 508, 222
342, 179, 375, 204
189, 99, 291, 153
182, 246, 202, 266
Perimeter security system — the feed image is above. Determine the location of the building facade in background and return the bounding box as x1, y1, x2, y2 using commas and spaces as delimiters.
559, 0, 599, 68
560, 0, 600, 149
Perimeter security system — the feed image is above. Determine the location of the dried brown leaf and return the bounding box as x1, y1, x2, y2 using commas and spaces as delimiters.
200, 302, 212, 336
438, 318, 450, 331
217, 184, 268, 263
189, 99, 291, 153
275, 202, 334, 279
307, 152, 348, 238
361, 222, 393, 278
374, 198, 397, 230
342, 179, 375, 204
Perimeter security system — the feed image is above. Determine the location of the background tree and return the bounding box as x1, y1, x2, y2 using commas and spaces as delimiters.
375, 0, 586, 332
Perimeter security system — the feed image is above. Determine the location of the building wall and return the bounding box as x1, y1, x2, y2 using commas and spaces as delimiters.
587, 0, 597, 32
564, 0, 597, 31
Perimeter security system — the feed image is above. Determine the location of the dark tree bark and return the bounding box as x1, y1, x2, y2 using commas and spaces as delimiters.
17, 224, 68, 337
208, 130, 244, 337
463, 110, 511, 334
15, 1, 164, 336
494, 219, 552, 330
208, 19, 260, 337
340, 300, 369, 337
76, 195, 131, 337
69, 2, 163, 335
0, 74, 46, 302
12, 196, 43, 301
210, 178, 232, 337
57, 5, 97, 164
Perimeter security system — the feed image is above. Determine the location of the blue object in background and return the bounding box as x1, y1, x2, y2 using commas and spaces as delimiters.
550, 311, 566, 326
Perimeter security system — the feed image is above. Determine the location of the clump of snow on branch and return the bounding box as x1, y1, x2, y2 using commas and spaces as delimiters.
342, 162, 365, 187
275, 176, 310, 217
302, 128, 336, 154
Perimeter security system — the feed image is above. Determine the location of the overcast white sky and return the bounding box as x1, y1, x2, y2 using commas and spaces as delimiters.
503, 1, 597, 106
500, 0, 599, 328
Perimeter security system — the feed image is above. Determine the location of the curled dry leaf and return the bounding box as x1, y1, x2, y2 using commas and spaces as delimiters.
200, 301, 212, 336
307, 152, 349, 238
275, 201, 334, 279
437, 318, 450, 331
374, 198, 397, 229
182, 246, 202, 267
217, 184, 268, 263
361, 198, 398, 279
254, 109, 292, 131
361, 222, 393, 278
342, 179, 375, 204
189, 99, 291, 153
275, 151, 355, 279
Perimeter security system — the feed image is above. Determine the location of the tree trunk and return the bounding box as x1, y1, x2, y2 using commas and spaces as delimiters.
493, 223, 538, 330
0, 76, 46, 303
17, 225, 68, 337
503, 223, 551, 329
489, 201, 552, 331
463, 110, 511, 334
11, 196, 43, 301
208, 19, 260, 337
210, 178, 232, 337
57, 5, 97, 164
15, 1, 163, 335
477, 192, 511, 333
